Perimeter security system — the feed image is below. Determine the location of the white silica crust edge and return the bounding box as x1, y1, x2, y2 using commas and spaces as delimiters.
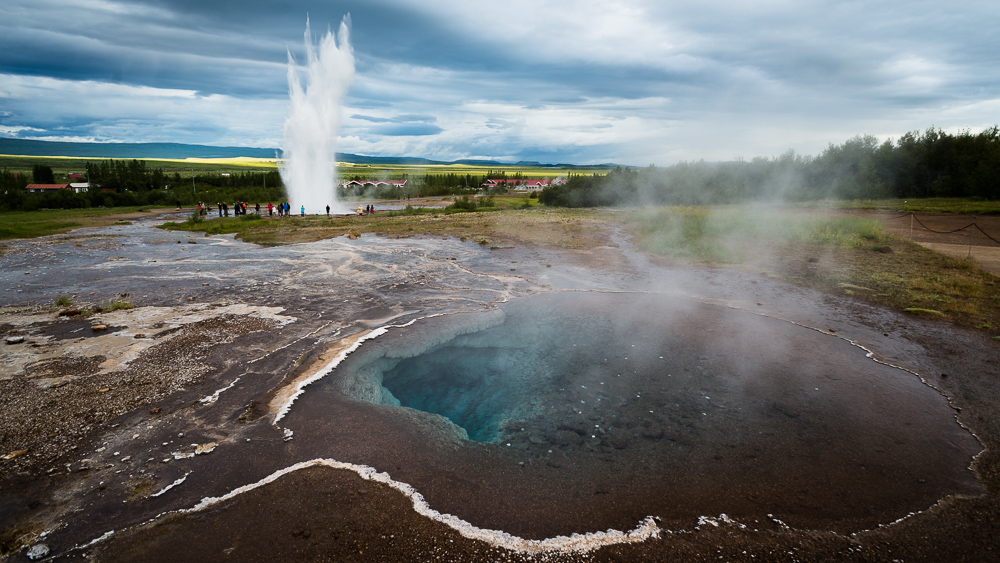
188, 458, 661, 554
272, 317, 430, 424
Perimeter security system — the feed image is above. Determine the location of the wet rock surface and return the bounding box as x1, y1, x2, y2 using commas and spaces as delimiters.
0, 212, 997, 561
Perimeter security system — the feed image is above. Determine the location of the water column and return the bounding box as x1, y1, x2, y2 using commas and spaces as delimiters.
279, 17, 355, 214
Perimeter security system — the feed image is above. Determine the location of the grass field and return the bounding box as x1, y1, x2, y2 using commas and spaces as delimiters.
160, 194, 600, 249
0, 206, 166, 240
336, 162, 612, 179
0, 155, 278, 179
0, 154, 613, 181
621, 206, 1000, 333
799, 198, 1000, 215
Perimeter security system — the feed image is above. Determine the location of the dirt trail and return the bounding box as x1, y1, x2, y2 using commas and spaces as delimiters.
873, 211, 1000, 275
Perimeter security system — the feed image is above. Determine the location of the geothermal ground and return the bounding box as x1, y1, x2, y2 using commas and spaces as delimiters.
1, 210, 998, 562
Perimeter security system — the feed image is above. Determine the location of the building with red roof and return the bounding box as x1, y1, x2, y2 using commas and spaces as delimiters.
481, 178, 566, 191
340, 179, 408, 189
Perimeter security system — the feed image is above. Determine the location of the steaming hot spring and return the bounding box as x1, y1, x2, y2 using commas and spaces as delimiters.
279, 291, 981, 539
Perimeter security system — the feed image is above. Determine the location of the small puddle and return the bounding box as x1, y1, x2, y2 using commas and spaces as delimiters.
34, 318, 124, 340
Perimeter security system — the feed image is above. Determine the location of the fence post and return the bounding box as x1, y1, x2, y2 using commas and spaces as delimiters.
909, 213, 913, 241
968, 216, 976, 259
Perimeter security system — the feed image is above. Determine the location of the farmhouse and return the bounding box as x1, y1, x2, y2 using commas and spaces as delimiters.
69, 182, 89, 193
340, 179, 408, 189
481, 178, 566, 191
24, 184, 71, 193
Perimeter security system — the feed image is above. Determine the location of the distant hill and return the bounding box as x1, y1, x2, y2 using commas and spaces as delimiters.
0, 138, 613, 168
0, 139, 278, 159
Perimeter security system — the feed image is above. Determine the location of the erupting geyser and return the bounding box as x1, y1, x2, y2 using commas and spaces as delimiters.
279, 17, 355, 214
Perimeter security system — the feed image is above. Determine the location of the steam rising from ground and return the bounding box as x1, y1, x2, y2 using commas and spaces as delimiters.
279, 17, 355, 214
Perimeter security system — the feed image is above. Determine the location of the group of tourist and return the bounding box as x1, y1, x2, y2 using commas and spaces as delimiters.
269, 202, 295, 217
191, 201, 356, 218
196, 201, 301, 217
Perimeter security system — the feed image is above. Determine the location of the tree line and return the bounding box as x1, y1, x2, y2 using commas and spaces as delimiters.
0, 160, 288, 212
539, 127, 1000, 207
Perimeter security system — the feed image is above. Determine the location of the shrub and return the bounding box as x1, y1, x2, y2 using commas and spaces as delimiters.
105, 298, 133, 312
446, 195, 478, 212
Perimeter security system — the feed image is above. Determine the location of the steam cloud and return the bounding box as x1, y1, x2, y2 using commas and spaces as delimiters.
279, 17, 355, 214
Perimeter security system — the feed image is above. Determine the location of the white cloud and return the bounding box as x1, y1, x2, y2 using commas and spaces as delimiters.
2, 0, 999, 163
383, 0, 696, 70
0, 125, 45, 136
0, 73, 286, 147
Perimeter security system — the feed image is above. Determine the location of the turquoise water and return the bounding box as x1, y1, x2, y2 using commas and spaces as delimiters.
333, 291, 978, 474
309, 291, 982, 533
382, 344, 538, 441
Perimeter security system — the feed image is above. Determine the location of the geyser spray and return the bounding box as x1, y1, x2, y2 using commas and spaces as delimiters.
279, 17, 355, 214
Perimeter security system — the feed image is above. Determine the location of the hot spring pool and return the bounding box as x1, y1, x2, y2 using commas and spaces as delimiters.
295, 291, 982, 535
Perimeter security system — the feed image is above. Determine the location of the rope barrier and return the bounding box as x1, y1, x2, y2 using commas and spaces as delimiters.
975, 223, 1000, 245
893, 212, 1000, 246
909, 214, 975, 234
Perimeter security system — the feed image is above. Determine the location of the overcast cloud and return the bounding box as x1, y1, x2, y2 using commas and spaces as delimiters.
1, 0, 998, 164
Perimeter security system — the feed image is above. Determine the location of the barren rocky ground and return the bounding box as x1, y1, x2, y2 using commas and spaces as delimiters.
1, 210, 997, 562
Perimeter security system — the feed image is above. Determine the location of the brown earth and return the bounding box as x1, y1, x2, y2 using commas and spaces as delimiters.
866, 211, 1000, 275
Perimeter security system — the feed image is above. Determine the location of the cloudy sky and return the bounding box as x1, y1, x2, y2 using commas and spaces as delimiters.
2, 0, 998, 164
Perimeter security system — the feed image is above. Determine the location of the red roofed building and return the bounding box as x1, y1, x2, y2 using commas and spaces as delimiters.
25, 184, 70, 193
481, 178, 566, 191
340, 179, 407, 189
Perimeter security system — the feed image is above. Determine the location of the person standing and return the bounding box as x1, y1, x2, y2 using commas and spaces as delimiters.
300, 205, 305, 217
326, 204, 330, 216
